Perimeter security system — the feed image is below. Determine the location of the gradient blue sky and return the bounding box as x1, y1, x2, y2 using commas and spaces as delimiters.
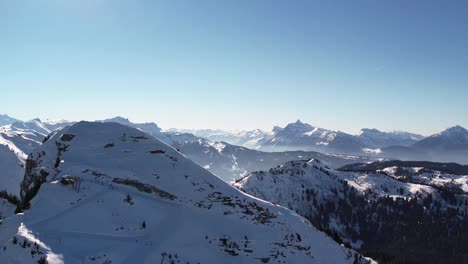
1, 0, 467, 135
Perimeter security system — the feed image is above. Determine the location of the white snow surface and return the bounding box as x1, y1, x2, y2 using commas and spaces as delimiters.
0, 119, 71, 197
176, 128, 273, 149
235, 159, 467, 246
0, 122, 373, 264
236, 159, 466, 207
381, 166, 468, 193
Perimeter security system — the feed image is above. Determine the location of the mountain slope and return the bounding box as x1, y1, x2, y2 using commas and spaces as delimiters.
101, 117, 377, 181
161, 132, 378, 181
0, 122, 373, 264
178, 128, 272, 148
258, 120, 366, 154
0, 114, 20, 127
0, 119, 72, 197
100, 116, 170, 143
381, 126, 468, 164
0, 136, 25, 197
412, 125, 468, 151
235, 159, 468, 264
357, 128, 424, 148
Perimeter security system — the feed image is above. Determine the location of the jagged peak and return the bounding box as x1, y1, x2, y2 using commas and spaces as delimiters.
430, 125, 468, 138
101, 116, 162, 131
283, 120, 314, 131
104, 116, 131, 123
0, 114, 17, 119
359, 128, 382, 135
29, 118, 42, 123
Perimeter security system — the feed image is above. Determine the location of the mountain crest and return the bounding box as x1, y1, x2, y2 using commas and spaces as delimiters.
443, 125, 468, 133
0, 114, 21, 127
283, 120, 314, 133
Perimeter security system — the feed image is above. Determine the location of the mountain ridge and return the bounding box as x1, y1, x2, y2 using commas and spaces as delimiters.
235, 159, 468, 264
1, 121, 374, 264
0, 114, 21, 127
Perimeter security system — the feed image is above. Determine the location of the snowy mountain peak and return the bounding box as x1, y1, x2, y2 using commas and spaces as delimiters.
440, 125, 468, 135
0, 114, 15, 119
423, 125, 468, 140
102, 116, 132, 124
272, 126, 283, 132
435, 125, 468, 142
259, 121, 366, 154
411, 125, 468, 152
242, 159, 332, 181
358, 128, 381, 135
6, 120, 49, 138
0, 114, 21, 127
282, 120, 314, 133
100, 116, 164, 141
357, 128, 424, 148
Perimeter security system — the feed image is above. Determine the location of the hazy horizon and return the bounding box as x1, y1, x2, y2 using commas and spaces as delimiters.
2, 112, 464, 136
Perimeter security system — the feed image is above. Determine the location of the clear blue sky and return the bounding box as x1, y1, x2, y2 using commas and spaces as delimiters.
1, 0, 467, 135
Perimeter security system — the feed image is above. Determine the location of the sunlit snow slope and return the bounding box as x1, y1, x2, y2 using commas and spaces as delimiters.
0, 122, 374, 264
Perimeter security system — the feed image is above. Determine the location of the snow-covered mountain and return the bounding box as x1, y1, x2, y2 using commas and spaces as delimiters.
412, 125, 468, 151
0, 116, 372, 202
100, 116, 167, 141
258, 120, 366, 154
257, 121, 468, 165
0, 135, 26, 198
381, 126, 468, 164
339, 160, 468, 175
99, 117, 377, 181
235, 159, 468, 264
0, 119, 72, 197
357, 128, 423, 148
168, 132, 378, 181
171, 128, 273, 149
0, 114, 21, 127
208, 129, 272, 149
107, 118, 468, 165
171, 128, 228, 139
257, 120, 428, 155
0, 122, 374, 264
3, 119, 73, 145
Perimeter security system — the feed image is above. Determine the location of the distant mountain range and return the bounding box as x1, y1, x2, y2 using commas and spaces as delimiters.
357, 128, 424, 148
176, 128, 272, 149
179, 120, 426, 152
181, 120, 468, 165
1, 116, 467, 188
380, 125, 468, 164
257, 120, 367, 154
167, 132, 376, 181
99, 117, 377, 180
0, 116, 374, 201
